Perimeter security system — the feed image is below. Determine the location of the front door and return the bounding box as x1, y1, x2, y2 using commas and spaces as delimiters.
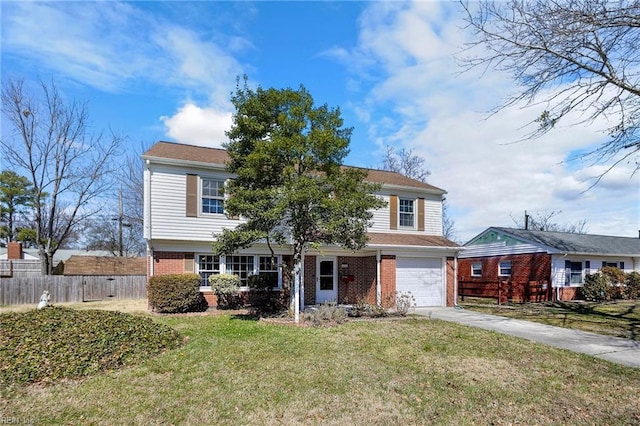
316, 257, 337, 304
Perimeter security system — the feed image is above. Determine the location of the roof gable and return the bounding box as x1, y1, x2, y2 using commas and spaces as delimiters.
143, 141, 445, 193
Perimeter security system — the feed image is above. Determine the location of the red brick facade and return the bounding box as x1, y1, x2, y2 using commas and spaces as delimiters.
458, 253, 552, 303
150, 251, 456, 308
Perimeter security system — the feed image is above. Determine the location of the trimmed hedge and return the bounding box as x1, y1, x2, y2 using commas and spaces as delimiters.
147, 273, 208, 313
210, 274, 241, 309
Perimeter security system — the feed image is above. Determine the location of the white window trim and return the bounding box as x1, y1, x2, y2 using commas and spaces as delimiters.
471, 262, 482, 277
398, 198, 416, 229
198, 254, 283, 290
200, 177, 225, 216
498, 261, 511, 277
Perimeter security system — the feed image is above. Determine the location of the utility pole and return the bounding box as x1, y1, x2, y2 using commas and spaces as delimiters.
112, 186, 130, 256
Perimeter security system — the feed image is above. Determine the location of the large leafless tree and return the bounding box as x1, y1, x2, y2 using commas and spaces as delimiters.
460, 0, 640, 179
1, 78, 122, 274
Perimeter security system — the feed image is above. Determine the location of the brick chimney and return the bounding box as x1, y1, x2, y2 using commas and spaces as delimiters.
7, 241, 23, 260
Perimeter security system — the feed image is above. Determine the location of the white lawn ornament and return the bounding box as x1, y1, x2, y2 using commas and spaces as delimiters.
37, 290, 51, 310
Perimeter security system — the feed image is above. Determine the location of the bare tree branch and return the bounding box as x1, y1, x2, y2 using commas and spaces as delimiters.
460, 0, 640, 175
1, 78, 123, 273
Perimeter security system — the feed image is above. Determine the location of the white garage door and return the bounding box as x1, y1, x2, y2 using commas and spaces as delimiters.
396, 257, 444, 307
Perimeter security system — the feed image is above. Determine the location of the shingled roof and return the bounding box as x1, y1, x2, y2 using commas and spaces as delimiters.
493, 227, 640, 256
368, 232, 459, 248
143, 141, 444, 192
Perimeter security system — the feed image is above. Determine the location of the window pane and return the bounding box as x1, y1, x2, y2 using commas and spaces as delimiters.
399, 199, 414, 227
499, 261, 511, 276
202, 178, 224, 214
472, 262, 482, 276
198, 255, 220, 286
226, 255, 255, 285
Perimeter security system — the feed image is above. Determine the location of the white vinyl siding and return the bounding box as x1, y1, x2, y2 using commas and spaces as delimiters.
369, 193, 443, 235
148, 164, 238, 241
550, 256, 638, 288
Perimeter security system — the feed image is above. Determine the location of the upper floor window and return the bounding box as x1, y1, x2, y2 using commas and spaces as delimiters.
202, 178, 224, 214
399, 198, 415, 228
498, 261, 511, 277
471, 262, 482, 277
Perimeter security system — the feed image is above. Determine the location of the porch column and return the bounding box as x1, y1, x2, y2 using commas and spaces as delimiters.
376, 250, 381, 306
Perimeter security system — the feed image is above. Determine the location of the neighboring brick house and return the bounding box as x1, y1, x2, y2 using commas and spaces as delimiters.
459, 227, 640, 302
143, 141, 461, 308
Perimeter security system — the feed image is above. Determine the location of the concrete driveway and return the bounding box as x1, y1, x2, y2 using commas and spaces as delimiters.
414, 306, 640, 369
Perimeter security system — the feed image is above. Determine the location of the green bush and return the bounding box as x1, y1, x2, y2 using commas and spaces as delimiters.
582, 273, 611, 301
625, 272, 640, 300
0, 307, 182, 388
210, 274, 242, 309
247, 274, 285, 316
147, 273, 208, 313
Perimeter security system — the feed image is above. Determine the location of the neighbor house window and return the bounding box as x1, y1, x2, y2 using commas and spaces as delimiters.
259, 256, 279, 288
603, 261, 624, 269
565, 261, 583, 285
198, 255, 220, 287
498, 261, 511, 276
471, 262, 482, 277
202, 178, 225, 214
585, 260, 591, 275
399, 198, 415, 227
226, 255, 255, 286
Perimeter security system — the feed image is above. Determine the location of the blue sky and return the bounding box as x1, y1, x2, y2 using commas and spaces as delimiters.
2, 1, 638, 242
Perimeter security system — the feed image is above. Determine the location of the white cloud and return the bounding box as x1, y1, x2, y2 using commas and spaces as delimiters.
160, 103, 231, 148
346, 1, 639, 241
2, 1, 243, 146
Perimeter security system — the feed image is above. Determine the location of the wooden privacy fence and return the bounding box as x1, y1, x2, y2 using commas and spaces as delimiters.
458, 279, 550, 304
0, 275, 147, 305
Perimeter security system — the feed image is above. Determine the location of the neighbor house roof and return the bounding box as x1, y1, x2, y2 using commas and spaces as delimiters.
143, 141, 445, 193
482, 227, 640, 257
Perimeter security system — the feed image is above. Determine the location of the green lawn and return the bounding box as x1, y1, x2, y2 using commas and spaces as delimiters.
1, 312, 639, 425
458, 299, 640, 341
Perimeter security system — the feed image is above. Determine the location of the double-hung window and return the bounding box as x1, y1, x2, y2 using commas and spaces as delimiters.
399, 198, 415, 228
202, 178, 224, 214
565, 261, 583, 285
198, 255, 220, 287
471, 262, 482, 277
498, 261, 511, 277
259, 256, 279, 289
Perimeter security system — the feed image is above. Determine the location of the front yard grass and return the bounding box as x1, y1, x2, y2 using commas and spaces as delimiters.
458, 298, 640, 341
1, 310, 639, 425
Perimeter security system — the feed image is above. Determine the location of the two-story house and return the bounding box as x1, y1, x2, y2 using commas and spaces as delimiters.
143, 141, 460, 308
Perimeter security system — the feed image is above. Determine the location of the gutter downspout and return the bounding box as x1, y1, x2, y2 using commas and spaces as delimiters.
376, 250, 381, 306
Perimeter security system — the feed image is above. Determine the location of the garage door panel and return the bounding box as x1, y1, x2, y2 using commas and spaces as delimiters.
396, 257, 443, 307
